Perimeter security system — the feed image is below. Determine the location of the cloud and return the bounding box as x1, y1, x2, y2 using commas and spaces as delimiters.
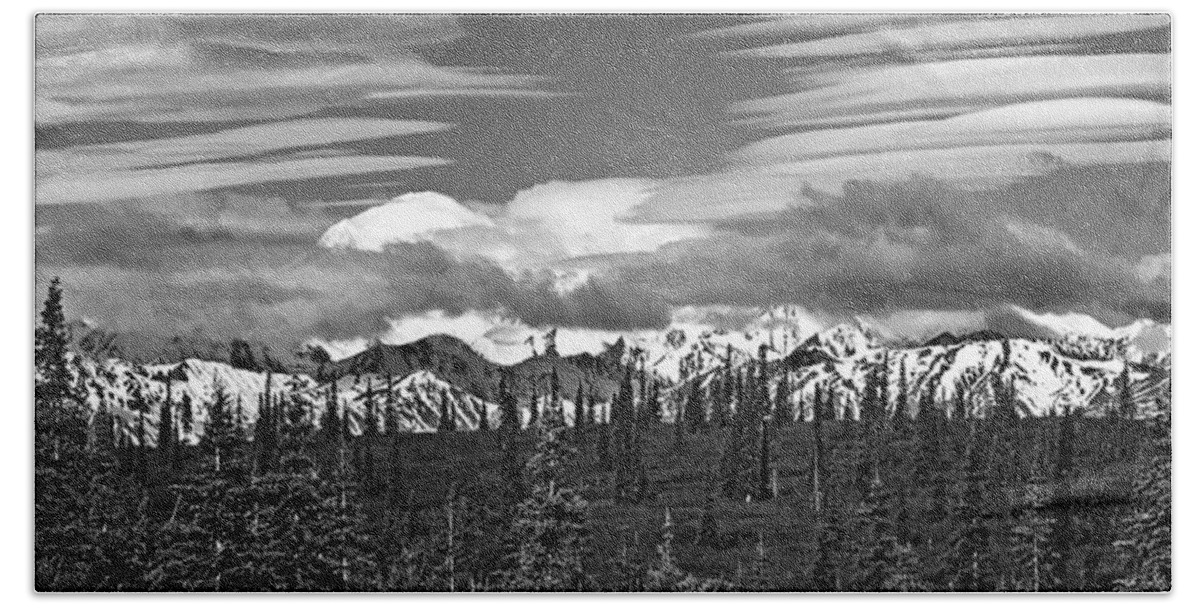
693, 14, 973, 41
611, 172, 1169, 323
319, 192, 495, 251
37, 117, 454, 205
735, 14, 1169, 59
36, 196, 675, 356
37, 152, 448, 205
35, 14, 548, 125
634, 140, 1168, 224
731, 98, 1170, 166
736, 54, 1169, 130
319, 179, 709, 275
39, 118, 449, 173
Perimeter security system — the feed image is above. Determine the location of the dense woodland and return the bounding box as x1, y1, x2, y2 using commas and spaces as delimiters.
35, 278, 1171, 592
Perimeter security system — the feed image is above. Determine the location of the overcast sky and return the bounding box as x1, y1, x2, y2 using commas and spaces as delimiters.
34, 14, 1171, 358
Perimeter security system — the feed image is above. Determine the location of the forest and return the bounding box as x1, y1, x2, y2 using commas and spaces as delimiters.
34, 279, 1171, 592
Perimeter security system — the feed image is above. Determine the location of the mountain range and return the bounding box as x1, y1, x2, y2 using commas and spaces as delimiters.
69, 306, 1170, 447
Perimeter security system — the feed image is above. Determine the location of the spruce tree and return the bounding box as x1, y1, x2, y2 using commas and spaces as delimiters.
1114, 395, 1171, 591
497, 370, 525, 512
436, 389, 457, 433
476, 397, 490, 432
613, 367, 646, 503
1050, 404, 1080, 590
945, 422, 997, 591
695, 491, 721, 549
527, 376, 540, 428
773, 370, 792, 428
682, 378, 705, 433
35, 277, 78, 421
573, 381, 585, 432
501, 395, 589, 591
1011, 472, 1056, 591
157, 396, 177, 467
646, 507, 689, 590
847, 479, 893, 591
179, 394, 194, 442
362, 377, 379, 439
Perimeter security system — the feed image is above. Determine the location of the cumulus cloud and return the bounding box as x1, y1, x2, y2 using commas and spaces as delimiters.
318, 179, 709, 275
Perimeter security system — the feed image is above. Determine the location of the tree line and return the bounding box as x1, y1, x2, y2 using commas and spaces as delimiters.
35, 279, 1170, 591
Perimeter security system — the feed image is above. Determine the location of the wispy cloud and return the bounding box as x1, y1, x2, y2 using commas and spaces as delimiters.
35, 14, 549, 125
736, 53, 1169, 130
38, 153, 448, 205
731, 98, 1169, 166
734, 14, 1169, 59
37, 117, 453, 205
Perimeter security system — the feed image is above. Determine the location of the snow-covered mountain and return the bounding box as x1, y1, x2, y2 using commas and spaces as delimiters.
772, 322, 1167, 421
70, 353, 613, 446
74, 356, 319, 446
65, 304, 1169, 446
628, 305, 818, 382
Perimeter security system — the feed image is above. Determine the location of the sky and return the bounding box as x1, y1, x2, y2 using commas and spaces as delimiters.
34, 13, 1171, 362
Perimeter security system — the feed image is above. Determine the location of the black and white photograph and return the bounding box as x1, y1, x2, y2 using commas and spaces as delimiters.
32, 12, 1171, 592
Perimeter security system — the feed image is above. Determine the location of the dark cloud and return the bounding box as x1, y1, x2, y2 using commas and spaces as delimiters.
611, 166, 1170, 323
36, 199, 673, 355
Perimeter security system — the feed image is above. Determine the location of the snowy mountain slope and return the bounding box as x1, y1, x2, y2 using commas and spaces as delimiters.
629, 306, 816, 383
666, 318, 1169, 424
776, 324, 1167, 421
72, 355, 319, 446
314, 370, 497, 434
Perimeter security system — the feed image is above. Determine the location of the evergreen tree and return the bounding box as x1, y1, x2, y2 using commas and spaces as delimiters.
1114, 396, 1171, 591
157, 396, 177, 466
383, 379, 400, 436
1050, 404, 1080, 590
549, 367, 562, 422
573, 381, 585, 433
945, 422, 998, 591
476, 397, 490, 432
773, 370, 792, 427
437, 389, 457, 433
641, 377, 662, 427
34, 280, 99, 590
612, 367, 647, 503
810, 383, 828, 513
203, 381, 245, 479
179, 394, 194, 442
880, 541, 928, 592
1011, 473, 1056, 591
847, 479, 893, 590
361, 378, 379, 439
695, 491, 721, 549
597, 421, 613, 472
35, 277, 77, 419
755, 416, 772, 500
719, 375, 749, 501
319, 385, 342, 443
500, 396, 589, 591
496, 370, 525, 512
527, 378, 540, 428
682, 378, 705, 433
